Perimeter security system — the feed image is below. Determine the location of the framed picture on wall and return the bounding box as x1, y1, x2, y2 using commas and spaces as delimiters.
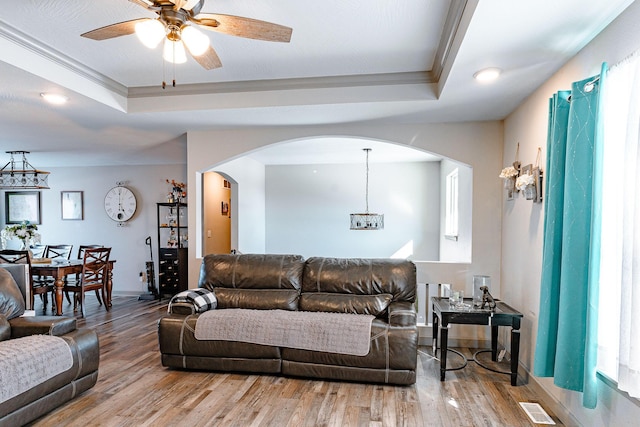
61, 191, 84, 220
5, 191, 41, 224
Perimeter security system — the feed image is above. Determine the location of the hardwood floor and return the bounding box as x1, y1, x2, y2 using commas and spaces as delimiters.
27, 296, 564, 427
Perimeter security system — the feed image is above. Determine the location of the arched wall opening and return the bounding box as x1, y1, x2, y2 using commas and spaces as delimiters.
200, 136, 472, 263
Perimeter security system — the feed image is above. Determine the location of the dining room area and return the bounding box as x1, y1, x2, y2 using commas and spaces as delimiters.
0, 240, 115, 318
0, 163, 187, 317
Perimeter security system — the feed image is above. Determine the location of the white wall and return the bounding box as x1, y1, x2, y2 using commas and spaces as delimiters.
1, 163, 186, 296
188, 122, 503, 345
264, 161, 440, 259
503, 1, 640, 425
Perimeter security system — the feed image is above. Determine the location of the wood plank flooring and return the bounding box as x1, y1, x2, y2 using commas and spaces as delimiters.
26, 296, 564, 426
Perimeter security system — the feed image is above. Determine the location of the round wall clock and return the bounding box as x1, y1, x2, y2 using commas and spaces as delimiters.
104, 185, 137, 222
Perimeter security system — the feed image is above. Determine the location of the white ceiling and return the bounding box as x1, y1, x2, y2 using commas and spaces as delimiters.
0, 0, 634, 167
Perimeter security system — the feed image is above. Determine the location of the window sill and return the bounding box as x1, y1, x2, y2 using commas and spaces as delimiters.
596, 371, 640, 407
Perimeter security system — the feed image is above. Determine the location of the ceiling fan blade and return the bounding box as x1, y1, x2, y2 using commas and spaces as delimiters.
171, 0, 187, 11
192, 13, 292, 42
129, 0, 152, 10
81, 18, 151, 40
190, 45, 223, 70
169, 0, 201, 11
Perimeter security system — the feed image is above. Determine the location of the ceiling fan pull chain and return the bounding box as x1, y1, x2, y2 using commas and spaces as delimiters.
173, 42, 177, 87
162, 51, 167, 89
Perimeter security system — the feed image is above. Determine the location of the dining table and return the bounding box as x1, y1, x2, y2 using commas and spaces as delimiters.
31, 259, 116, 316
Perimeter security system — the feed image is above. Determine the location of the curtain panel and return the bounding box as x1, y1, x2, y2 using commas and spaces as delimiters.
534, 64, 607, 409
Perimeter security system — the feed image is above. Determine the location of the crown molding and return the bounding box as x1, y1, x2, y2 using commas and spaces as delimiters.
127, 71, 436, 98
0, 19, 127, 98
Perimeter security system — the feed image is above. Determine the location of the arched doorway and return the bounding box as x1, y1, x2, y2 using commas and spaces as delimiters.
202, 171, 234, 255
201, 136, 471, 262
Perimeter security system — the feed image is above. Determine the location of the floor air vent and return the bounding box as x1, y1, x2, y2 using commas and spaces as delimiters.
519, 402, 556, 425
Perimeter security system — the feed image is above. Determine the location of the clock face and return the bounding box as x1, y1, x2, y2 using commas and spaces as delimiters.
104, 186, 137, 222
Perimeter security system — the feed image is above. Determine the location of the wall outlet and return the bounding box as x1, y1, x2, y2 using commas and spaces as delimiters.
498, 349, 506, 362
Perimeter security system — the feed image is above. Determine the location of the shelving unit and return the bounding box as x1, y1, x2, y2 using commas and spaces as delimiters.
157, 202, 188, 298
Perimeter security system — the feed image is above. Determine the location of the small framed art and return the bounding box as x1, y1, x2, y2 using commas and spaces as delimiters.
61, 191, 84, 220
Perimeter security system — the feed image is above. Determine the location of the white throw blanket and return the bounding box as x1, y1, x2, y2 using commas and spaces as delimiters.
0, 335, 73, 403
194, 309, 375, 356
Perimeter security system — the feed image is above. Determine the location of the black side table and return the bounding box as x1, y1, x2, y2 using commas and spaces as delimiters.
431, 297, 523, 386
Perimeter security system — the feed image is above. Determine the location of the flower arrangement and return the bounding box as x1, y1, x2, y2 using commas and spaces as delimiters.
1, 221, 41, 249
499, 166, 519, 179
515, 173, 534, 191
166, 179, 186, 202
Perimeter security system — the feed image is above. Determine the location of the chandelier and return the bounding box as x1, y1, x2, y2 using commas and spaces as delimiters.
0, 151, 50, 189
350, 148, 384, 230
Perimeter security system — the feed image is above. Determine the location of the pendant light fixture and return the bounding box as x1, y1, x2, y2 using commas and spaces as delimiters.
0, 151, 50, 189
350, 148, 384, 230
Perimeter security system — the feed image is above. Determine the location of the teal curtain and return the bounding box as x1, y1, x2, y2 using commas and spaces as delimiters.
534, 64, 607, 409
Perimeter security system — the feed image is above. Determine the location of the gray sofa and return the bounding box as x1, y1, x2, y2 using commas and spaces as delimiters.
158, 254, 418, 385
0, 265, 100, 427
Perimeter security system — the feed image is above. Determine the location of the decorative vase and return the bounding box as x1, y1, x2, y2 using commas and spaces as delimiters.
524, 184, 536, 200
19, 240, 34, 259
503, 177, 515, 191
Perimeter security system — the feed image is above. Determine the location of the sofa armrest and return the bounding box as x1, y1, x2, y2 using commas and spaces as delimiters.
8, 316, 77, 338
168, 302, 200, 315
388, 301, 416, 327
0, 315, 10, 341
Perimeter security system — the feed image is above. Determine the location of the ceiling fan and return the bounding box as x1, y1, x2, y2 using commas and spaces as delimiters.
81, 0, 292, 79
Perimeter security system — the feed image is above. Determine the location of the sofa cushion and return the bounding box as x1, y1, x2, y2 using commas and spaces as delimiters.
0, 335, 73, 404
0, 268, 25, 320
302, 257, 416, 303
215, 288, 299, 311
168, 288, 217, 314
299, 293, 393, 316
199, 254, 305, 291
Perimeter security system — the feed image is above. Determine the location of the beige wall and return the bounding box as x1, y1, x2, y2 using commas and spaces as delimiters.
503, 2, 640, 425
202, 172, 231, 255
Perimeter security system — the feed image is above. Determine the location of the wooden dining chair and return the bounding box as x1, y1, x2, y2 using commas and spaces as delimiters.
62, 245, 104, 303
45, 244, 73, 260
77, 245, 103, 260
0, 249, 52, 312
39, 244, 74, 303
29, 244, 47, 259
63, 247, 111, 317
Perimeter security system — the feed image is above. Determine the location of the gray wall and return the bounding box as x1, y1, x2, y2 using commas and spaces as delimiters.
264, 161, 440, 259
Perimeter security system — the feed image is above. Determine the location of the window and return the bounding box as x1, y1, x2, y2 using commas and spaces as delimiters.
597, 55, 640, 398
445, 168, 459, 240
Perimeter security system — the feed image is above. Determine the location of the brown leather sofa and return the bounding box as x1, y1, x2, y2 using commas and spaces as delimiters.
158, 254, 418, 385
0, 266, 100, 427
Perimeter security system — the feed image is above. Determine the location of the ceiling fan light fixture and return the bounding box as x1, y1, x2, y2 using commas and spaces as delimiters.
182, 25, 210, 56
163, 39, 187, 64
135, 19, 165, 49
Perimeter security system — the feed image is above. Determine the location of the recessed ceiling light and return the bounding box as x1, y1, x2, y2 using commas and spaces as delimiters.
473, 68, 502, 83
40, 93, 69, 105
